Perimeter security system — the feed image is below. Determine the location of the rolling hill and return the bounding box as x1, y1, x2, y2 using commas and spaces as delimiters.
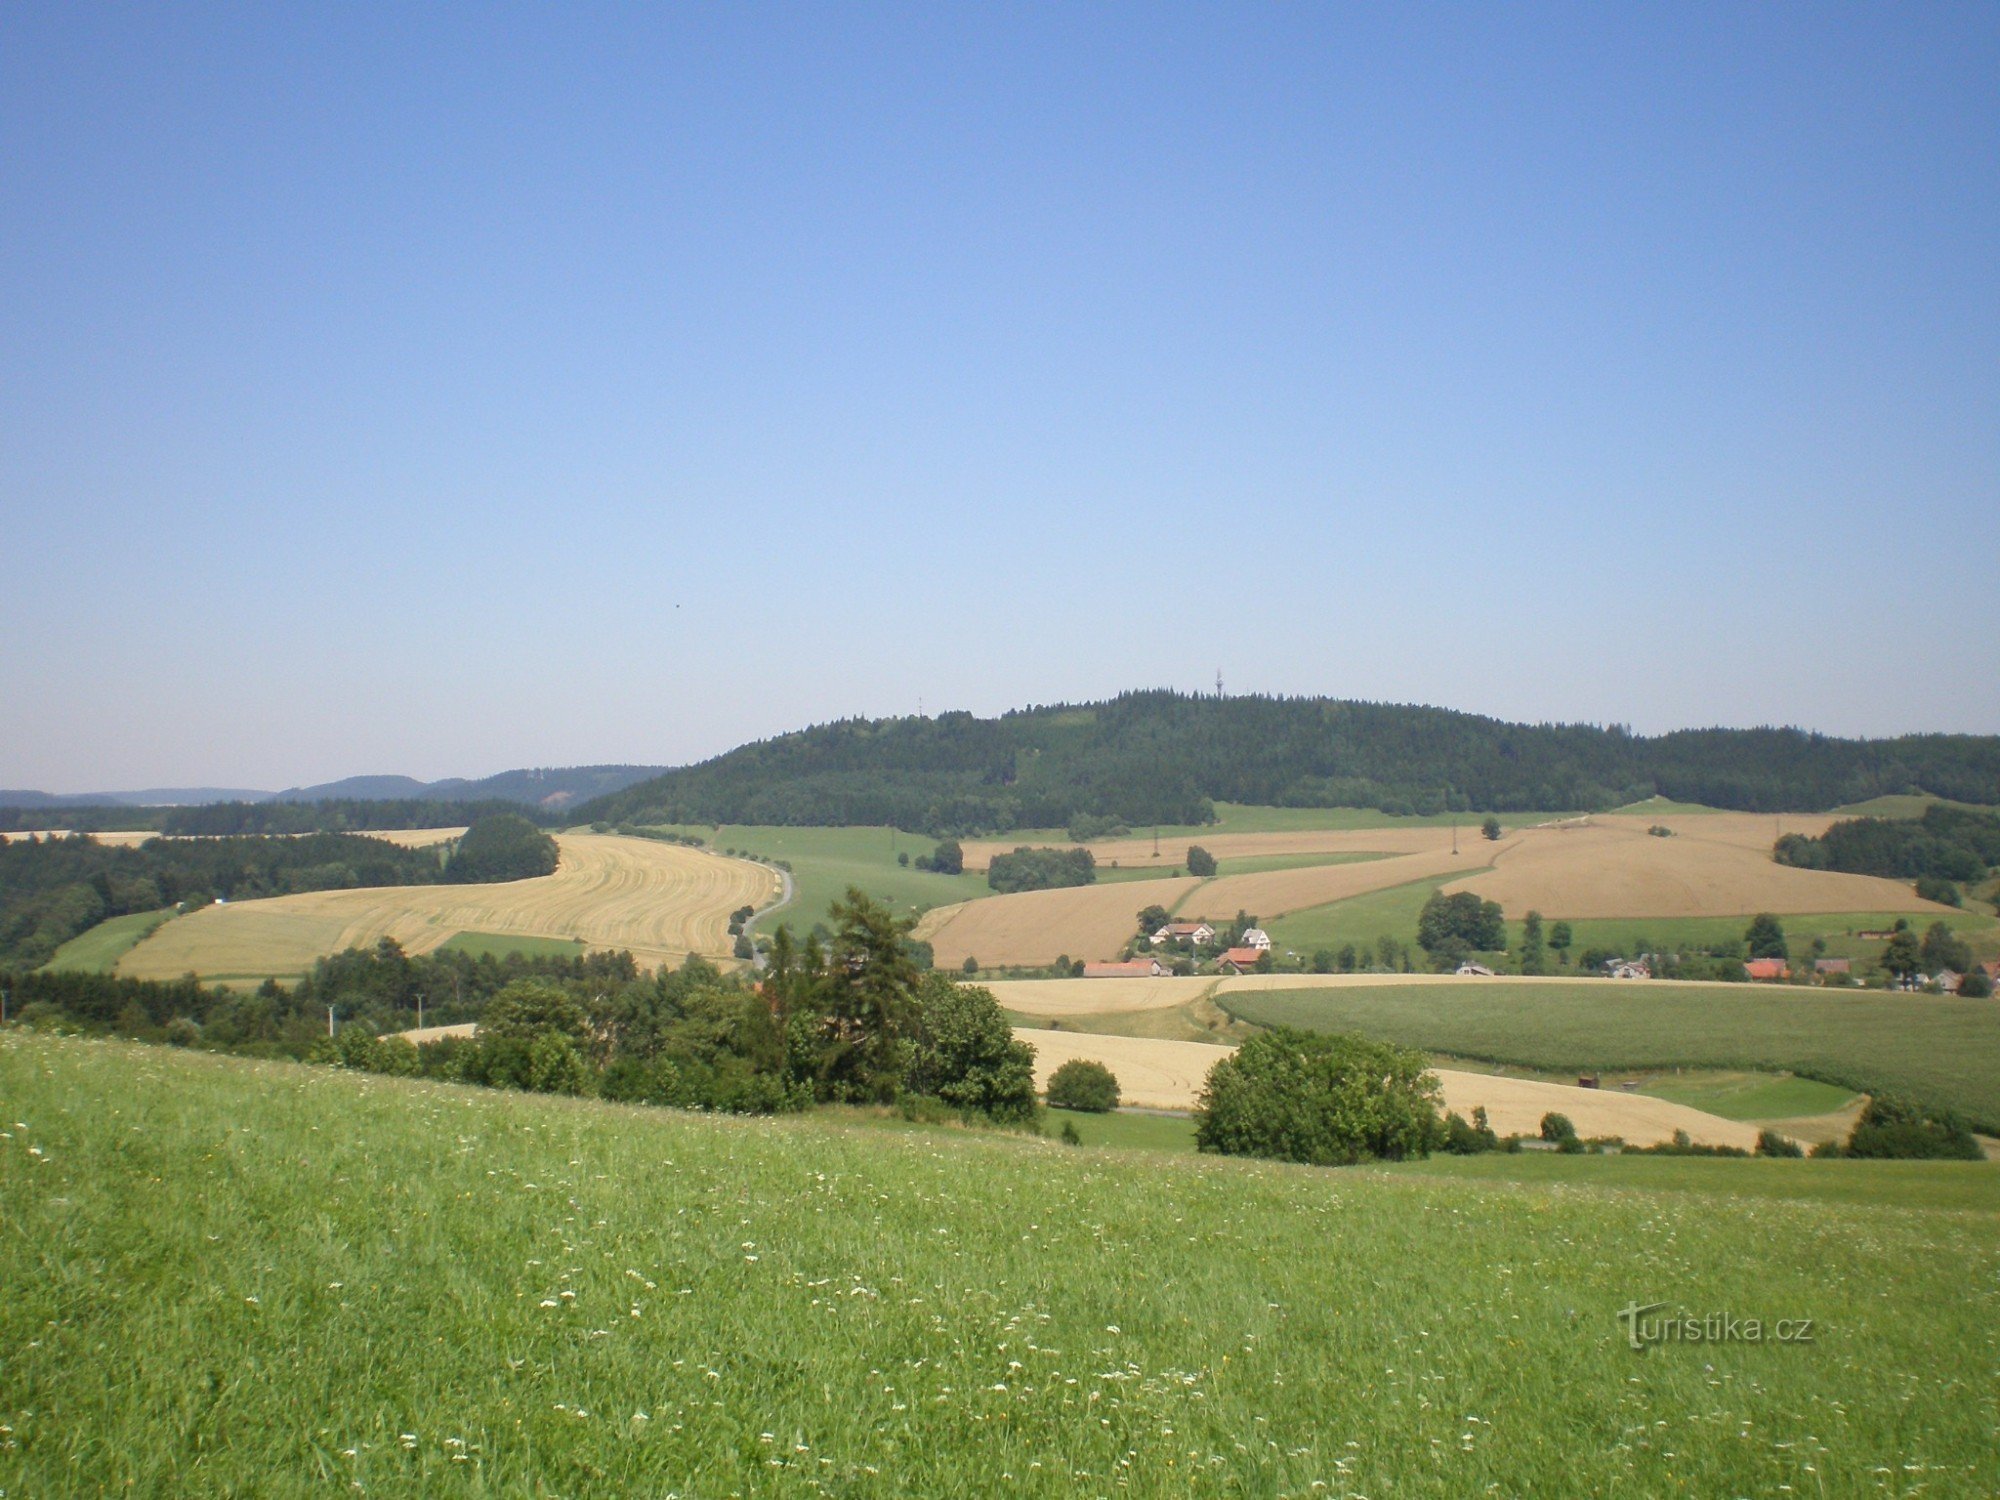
576, 691, 2000, 835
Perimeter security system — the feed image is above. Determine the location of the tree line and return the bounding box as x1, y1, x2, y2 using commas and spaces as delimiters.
2, 891, 1041, 1127
1774, 803, 2000, 885
574, 691, 2000, 836
0, 815, 557, 968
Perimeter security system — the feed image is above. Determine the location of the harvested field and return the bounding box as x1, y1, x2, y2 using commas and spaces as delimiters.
116, 833, 776, 980
1180, 843, 1496, 923
1015, 1029, 1758, 1147
988, 976, 1216, 1016
961, 824, 1472, 871
1019, 1027, 1234, 1112
1444, 817, 1941, 919
915, 876, 1202, 970
994, 970, 1842, 1018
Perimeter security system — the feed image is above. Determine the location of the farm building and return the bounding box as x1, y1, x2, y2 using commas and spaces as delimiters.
1744, 958, 1791, 981
1454, 961, 1497, 977
1813, 957, 1853, 980
1240, 927, 1272, 952
1154, 921, 1215, 945
1216, 946, 1266, 974
1606, 960, 1651, 980
1081, 959, 1169, 979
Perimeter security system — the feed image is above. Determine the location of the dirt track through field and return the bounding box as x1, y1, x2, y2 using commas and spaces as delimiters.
116, 833, 776, 979
1017, 1029, 1762, 1147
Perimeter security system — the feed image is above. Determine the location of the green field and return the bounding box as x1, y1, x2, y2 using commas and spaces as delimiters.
436, 930, 590, 961
40, 908, 177, 972
1006, 802, 1586, 840
645, 824, 990, 934
1397, 1153, 2000, 1213
1633, 1071, 1858, 1120
3, 1033, 1996, 1496
1045, 1107, 1198, 1151
1220, 982, 2000, 1131
0, 1040, 1992, 1496
1262, 875, 1454, 956
1498, 908, 2000, 966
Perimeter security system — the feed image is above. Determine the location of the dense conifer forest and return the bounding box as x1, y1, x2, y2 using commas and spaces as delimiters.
578, 692, 2000, 835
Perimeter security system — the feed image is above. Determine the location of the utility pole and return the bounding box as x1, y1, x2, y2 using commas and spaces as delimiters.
326, 1005, 337, 1039
415, 993, 424, 1031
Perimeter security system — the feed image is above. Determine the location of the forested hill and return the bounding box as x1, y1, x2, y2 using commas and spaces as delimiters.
576, 692, 2000, 835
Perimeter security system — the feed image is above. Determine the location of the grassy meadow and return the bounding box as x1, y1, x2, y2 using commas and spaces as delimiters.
436, 930, 591, 961
3, 1032, 1997, 1497
1496, 908, 2000, 965
644, 824, 991, 933
1221, 982, 2000, 1132
1262, 876, 1454, 956
40, 907, 177, 972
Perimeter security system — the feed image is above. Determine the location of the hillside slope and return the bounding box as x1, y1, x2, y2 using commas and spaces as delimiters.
578, 691, 2000, 833
2, 1035, 1995, 1496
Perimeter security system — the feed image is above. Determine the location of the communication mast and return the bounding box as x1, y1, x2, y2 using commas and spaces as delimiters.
1215, 668, 1224, 698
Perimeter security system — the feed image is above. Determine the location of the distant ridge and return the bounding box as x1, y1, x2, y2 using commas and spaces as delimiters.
1, 765, 669, 814
575, 690, 2000, 836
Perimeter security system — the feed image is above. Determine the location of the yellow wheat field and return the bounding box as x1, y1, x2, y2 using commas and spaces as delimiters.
1017, 1029, 1759, 1147
116, 833, 776, 981
1181, 843, 1501, 924
915, 876, 1204, 971
959, 824, 1463, 871
1443, 817, 1941, 920
995, 970, 1830, 1019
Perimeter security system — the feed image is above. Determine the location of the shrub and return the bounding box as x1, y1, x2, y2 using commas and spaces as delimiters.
929, 840, 964, 876
1914, 874, 1961, 907
1841, 1095, 1983, 1160
1539, 1112, 1577, 1144
1185, 845, 1217, 877
905, 973, 1040, 1124
1755, 1129, 1804, 1158
1961, 969, 1994, 998
961, 955, 979, 975
445, 814, 559, 883
1195, 1029, 1443, 1166
163, 1016, 201, 1048
1441, 1109, 1499, 1154
987, 846, 1094, 893
1046, 1058, 1119, 1113
1059, 1118, 1083, 1145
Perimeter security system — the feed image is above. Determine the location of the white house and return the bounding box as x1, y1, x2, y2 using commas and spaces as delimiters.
1153, 921, 1215, 946
1240, 927, 1272, 952
1607, 960, 1652, 980
1454, 961, 1496, 977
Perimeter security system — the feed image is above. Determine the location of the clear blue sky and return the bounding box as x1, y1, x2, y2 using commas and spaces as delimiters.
4, 3, 1995, 790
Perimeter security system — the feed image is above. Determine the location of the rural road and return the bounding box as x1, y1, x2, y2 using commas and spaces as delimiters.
741, 861, 796, 969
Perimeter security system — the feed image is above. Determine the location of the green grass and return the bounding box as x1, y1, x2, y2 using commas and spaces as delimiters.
1262, 875, 1455, 955
1634, 1072, 1858, 1120
646, 824, 991, 933
1045, 1108, 1199, 1151
1219, 982, 2000, 1132
1002, 802, 1588, 841
437, 930, 590, 961
4, 1033, 1997, 1496
1603, 796, 1729, 817
1395, 1154, 2000, 1213
1502, 908, 2000, 964
40, 908, 177, 972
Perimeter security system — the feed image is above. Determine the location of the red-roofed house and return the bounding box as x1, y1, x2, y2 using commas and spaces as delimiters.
1744, 958, 1791, 981
1216, 946, 1266, 974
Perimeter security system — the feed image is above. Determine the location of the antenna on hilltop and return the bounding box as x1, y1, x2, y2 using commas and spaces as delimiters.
1215, 668, 1224, 698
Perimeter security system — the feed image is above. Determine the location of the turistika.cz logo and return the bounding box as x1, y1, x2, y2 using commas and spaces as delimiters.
1616, 1301, 1816, 1352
